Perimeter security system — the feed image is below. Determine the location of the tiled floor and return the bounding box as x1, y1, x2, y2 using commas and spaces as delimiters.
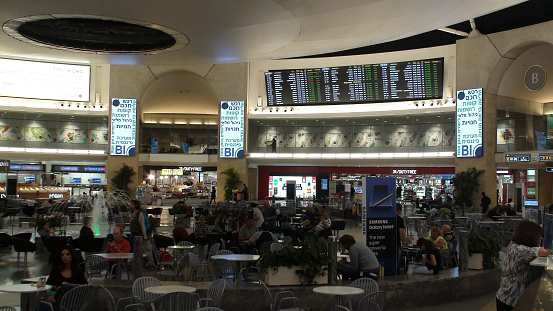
0, 206, 498, 310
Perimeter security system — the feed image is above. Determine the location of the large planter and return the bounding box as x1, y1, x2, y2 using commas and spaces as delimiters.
264, 266, 328, 286
468, 253, 484, 270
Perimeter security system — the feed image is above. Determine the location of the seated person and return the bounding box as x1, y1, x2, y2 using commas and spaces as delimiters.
103, 227, 130, 274
194, 215, 209, 246
79, 218, 94, 238
311, 210, 331, 238
231, 214, 245, 233
213, 214, 226, 233
41, 199, 53, 209
238, 216, 259, 252
337, 234, 380, 280
173, 226, 190, 243
441, 225, 456, 246
244, 222, 278, 249
487, 205, 500, 219
506, 206, 517, 216
428, 226, 447, 249
280, 215, 295, 231
45, 246, 87, 308
407, 238, 442, 275
38, 221, 52, 239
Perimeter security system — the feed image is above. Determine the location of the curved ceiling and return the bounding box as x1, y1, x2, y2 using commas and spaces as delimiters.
0, 0, 525, 65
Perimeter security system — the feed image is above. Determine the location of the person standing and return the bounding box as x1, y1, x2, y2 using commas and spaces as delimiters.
129, 199, 154, 269
251, 203, 264, 228
337, 235, 380, 280
264, 200, 277, 231
210, 186, 216, 204
496, 221, 548, 311
396, 203, 406, 248
481, 192, 491, 214
241, 183, 249, 202
271, 137, 277, 153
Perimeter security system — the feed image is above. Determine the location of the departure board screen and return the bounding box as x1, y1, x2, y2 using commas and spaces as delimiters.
265, 58, 443, 106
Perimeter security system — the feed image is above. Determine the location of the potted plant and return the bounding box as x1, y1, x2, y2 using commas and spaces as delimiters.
452, 167, 484, 216
110, 163, 137, 195
220, 167, 241, 202
259, 237, 331, 285
468, 228, 502, 269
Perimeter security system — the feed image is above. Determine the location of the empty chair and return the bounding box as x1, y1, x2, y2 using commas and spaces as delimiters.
177, 241, 194, 247
197, 308, 224, 311
84, 255, 109, 280
270, 243, 284, 253
133, 276, 163, 303
12, 237, 36, 266
158, 255, 187, 281
60, 285, 90, 311
83, 285, 116, 311
213, 259, 236, 282
349, 278, 379, 306
0, 306, 17, 311
261, 281, 301, 311
187, 253, 211, 281
199, 279, 226, 308
259, 241, 272, 255
151, 292, 201, 311
215, 250, 233, 255
203, 243, 220, 263
357, 291, 386, 311
123, 304, 146, 311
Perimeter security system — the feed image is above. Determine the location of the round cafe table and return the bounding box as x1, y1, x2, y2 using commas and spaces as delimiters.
210, 254, 260, 282
313, 286, 363, 311
0, 284, 52, 311
93, 253, 134, 279
144, 285, 196, 294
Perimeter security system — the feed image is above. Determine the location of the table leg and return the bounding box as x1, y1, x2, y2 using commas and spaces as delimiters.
21, 292, 28, 311
116, 259, 122, 279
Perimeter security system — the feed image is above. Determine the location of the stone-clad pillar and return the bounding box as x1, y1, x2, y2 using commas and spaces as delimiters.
458, 230, 469, 272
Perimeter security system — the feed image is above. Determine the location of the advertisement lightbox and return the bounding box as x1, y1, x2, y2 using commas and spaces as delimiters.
456, 88, 483, 157
219, 101, 244, 158
110, 98, 137, 156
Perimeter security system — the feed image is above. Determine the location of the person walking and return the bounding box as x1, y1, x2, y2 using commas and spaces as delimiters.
271, 137, 277, 153
210, 186, 216, 204
481, 192, 491, 214
129, 199, 155, 269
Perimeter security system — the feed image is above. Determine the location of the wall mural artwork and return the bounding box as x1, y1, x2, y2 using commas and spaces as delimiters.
45, 128, 58, 142
277, 134, 295, 148
73, 129, 85, 144
58, 129, 75, 143
325, 133, 348, 147
0, 126, 22, 141
24, 127, 47, 142
296, 133, 323, 147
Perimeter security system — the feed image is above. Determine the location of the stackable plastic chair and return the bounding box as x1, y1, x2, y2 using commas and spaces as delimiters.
84, 255, 109, 280
117, 276, 163, 310
188, 252, 211, 281
177, 241, 194, 247
259, 241, 272, 255
349, 277, 379, 306
213, 259, 236, 282
215, 250, 233, 255
60, 285, 89, 311
270, 243, 284, 253
261, 281, 301, 311
199, 279, 226, 308
357, 291, 386, 311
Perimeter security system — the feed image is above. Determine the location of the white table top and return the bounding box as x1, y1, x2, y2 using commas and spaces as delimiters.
93, 253, 134, 260
167, 245, 195, 250
478, 221, 505, 224
407, 216, 427, 219
313, 286, 364, 296
144, 285, 196, 294
210, 254, 260, 261
530, 257, 548, 267
0, 284, 52, 293
21, 276, 49, 284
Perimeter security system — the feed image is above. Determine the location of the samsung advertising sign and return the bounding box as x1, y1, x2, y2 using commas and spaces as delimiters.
219, 101, 244, 158
110, 98, 137, 156
456, 88, 483, 158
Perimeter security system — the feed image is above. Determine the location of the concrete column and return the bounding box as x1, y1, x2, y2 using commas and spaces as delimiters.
133, 236, 143, 280
458, 229, 469, 272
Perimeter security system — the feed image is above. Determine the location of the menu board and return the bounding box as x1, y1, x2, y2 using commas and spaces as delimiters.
0, 58, 90, 102
110, 98, 137, 156
456, 88, 483, 157
219, 101, 244, 158
265, 58, 443, 106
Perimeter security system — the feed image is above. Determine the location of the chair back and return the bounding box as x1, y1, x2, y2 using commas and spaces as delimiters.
123, 304, 145, 311
152, 292, 200, 311
350, 277, 379, 303
206, 279, 226, 307
259, 241, 272, 255
283, 236, 293, 244
215, 250, 233, 255
197, 308, 224, 311
270, 243, 284, 253
177, 241, 193, 247
207, 243, 220, 258
133, 276, 163, 303
84, 255, 109, 280
249, 248, 259, 255
0, 306, 17, 311
213, 259, 235, 280
260, 282, 274, 311
357, 291, 386, 311
60, 285, 89, 311
83, 285, 116, 311
12, 232, 32, 241
11, 238, 36, 252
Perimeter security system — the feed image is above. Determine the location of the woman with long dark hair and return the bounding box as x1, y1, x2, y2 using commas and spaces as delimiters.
44, 246, 87, 305
496, 221, 548, 311
407, 238, 441, 275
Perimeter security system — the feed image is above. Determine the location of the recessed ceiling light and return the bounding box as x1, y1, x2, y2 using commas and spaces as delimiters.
376, 118, 379, 121
406, 117, 409, 119
437, 115, 441, 118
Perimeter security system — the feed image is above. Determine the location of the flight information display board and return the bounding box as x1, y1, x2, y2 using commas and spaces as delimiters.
265, 58, 443, 106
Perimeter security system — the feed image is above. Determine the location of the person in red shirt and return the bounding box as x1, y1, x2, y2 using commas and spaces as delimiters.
104, 227, 131, 274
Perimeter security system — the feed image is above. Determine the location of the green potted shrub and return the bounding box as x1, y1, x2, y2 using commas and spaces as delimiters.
110, 163, 137, 195
468, 229, 502, 269
452, 167, 484, 216
259, 237, 332, 285
171, 201, 189, 218
220, 167, 241, 202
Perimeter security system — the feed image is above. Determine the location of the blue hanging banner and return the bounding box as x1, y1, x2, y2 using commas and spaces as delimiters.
151, 138, 159, 153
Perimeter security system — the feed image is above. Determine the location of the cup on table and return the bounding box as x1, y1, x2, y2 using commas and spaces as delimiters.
421, 254, 427, 262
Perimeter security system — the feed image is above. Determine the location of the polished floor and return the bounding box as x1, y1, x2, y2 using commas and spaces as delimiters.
0, 206, 498, 310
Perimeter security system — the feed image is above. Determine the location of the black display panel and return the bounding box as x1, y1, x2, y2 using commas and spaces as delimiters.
265, 57, 443, 106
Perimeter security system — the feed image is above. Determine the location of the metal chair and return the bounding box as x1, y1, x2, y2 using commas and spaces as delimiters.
259, 241, 272, 255
117, 276, 162, 310
349, 277, 379, 306
84, 255, 110, 280
60, 285, 89, 311
87, 285, 116, 311
213, 259, 236, 282
215, 250, 234, 255
357, 291, 386, 311
151, 292, 201, 311
270, 243, 284, 253
0, 306, 17, 311
283, 236, 293, 244
188, 252, 211, 281
11, 237, 36, 266
203, 243, 220, 263
123, 304, 146, 311
158, 254, 186, 281
261, 281, 301, 311
177, 241, 194, 247
197, 308, 224, 311
199, 279, 226, 308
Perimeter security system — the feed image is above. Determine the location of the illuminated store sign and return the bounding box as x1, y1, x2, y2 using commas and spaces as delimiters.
110, 98, 137, 156
392, 169, 417, 175
179, 166, 203, 172
89, 178, 102, 184
51, 165, 106, 173
539, 154, 553, 162
0, 58, 90, 102
0, 160, 9, 173
219, 101, 244, 158
9, 164, 44, 171
505, 154, 531, 162
456, 88, 483, 157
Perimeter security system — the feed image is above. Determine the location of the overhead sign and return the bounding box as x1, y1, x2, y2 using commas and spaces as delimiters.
525, 65, 546, 91
110, 98, 137, 156
539, 154, 553, 162
456, 88, 483, 157
51, 165, 106, 173
161, 169, 183, 176
9, 164, 44, 171
391, 169, 417, 175
219, 101, 244, 158
0, 160, 9, 173
505, 154, 531, 162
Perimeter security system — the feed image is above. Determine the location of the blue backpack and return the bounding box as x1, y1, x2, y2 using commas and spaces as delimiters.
141, 212, 151, 231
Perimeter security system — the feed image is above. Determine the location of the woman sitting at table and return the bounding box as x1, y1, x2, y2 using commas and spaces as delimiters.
194, 215, 209, 246
337, 234, 380, 280
213, 214, 226, 233
407, 238, 441, 275
496, 221, 548, 311
428, 226, 447, 249
43, 246, 87, 308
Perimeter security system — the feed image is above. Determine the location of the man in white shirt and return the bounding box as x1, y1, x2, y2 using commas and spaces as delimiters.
251, 203, 264, 228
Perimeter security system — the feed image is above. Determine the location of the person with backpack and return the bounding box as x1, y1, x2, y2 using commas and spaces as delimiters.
130, 199, 155, 268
